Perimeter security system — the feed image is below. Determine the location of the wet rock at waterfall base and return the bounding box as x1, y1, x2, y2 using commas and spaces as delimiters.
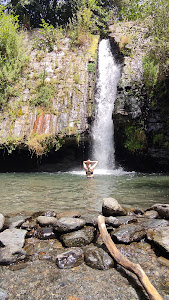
0, 213, 5, 231
36, 216, 58, 226
56, 248, 84, 269
35, 227, 56, 240
147, 226, 169, 255
150, 203, 169, 219
84, 246, 114, 270
60, 226, 96, 247
102, 198, 127, 217
53, 217, 86, 233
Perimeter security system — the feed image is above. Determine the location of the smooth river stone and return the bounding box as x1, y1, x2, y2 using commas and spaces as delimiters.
84, 246, 114, 270
60, 226, 96, 247
56, 248, 84, 269
102, 198, 127, 217
54, 217, 86, 233
147, 226, 169, 254
37, 216, 58, 226
150, 203, 169, 219
0, 213, 5, 231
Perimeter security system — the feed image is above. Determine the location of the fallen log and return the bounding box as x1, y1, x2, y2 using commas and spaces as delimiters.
97, 215, 163, 300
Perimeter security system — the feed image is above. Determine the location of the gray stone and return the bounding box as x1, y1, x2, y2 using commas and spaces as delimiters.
36, 227, 56, 240
9, 219, 25, 229
0, 213, 5, 231
0, 247, 26, 265
56, 211, 81, 219
0, 228, 27, 264
150, 204, 169, 219
84, 246, 114, 270
0, 228, 27, 248
112, 224, 145, 243
44, 211, 56, 217
143, 210, 159, 219
60, 226, 95, 247
112, 218, 168, 244
105, 216, 122, 227
116, 215, 138, 225
56, 248, 84, 269
37, 216, 58, 226
54, 217, 86, 233
147, 226, 169, 254
102, 198, 127, 217
0, 288, 8, 300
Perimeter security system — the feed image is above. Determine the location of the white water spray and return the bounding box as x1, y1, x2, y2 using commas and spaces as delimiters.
92, 39, 121, 170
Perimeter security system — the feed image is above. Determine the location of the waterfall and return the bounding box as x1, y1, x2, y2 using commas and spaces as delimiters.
92, 39, 121, 170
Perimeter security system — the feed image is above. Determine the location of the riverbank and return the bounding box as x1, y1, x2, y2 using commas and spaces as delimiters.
0, 199, 169, 299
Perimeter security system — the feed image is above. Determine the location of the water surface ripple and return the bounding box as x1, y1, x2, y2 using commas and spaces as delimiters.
0, 171, 169, 215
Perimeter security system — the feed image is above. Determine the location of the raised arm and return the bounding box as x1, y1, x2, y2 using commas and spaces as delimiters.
90, 161, 98, 170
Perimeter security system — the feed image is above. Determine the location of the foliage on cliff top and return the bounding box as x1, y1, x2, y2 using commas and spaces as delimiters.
0, 6, 29, 108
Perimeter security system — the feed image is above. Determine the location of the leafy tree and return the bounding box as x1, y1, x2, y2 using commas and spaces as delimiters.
0, 6, 28, 107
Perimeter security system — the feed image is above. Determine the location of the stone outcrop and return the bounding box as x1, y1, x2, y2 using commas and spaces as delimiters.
110, 21, 169, 172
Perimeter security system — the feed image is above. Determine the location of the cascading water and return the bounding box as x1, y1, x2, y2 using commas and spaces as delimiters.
92, 39, 121, 170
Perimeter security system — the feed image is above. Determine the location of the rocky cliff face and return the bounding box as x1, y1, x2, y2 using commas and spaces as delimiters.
0, 32, 99, 171
110, 21, 169, 172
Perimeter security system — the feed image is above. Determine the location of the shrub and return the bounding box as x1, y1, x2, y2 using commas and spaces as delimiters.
0, 6, 28, 107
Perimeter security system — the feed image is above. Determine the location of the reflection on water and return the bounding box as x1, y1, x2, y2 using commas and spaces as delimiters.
0, 171, 169, 215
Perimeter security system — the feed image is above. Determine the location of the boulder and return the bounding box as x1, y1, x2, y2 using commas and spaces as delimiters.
102, 198, 127, 217
0, 213, 5, 231
60, 226, 95, 247
54, 217, 86, 233
147, 226, 169, 254
143, 210, 159, 219
84, 246, 114, 270
36, 216, 58, 226
0, 228, 27, 264
56, 248, 84, 269
112, 224, 145, 243
150, 204, 169, 219
112, 218, 168, 244
105, 216, 122, 227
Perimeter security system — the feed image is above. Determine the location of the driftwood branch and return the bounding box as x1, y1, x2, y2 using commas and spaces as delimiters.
97, 215, 163, 300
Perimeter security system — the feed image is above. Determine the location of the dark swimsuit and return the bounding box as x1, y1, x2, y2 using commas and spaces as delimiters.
86, 168, 93, 177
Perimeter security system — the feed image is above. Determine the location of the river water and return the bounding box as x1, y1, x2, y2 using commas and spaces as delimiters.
0, 170, 169, 216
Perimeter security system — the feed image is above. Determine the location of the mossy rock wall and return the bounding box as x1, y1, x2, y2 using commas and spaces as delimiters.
0, 31, 99, 169
110, 21, 169, 172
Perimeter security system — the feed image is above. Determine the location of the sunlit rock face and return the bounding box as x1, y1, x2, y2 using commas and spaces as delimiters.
110, 22, 169, 172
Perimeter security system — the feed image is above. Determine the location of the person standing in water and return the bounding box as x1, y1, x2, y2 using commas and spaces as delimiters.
83, 160, 98, 178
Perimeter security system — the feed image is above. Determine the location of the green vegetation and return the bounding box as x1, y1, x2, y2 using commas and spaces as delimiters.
125, 124, 147, 153
0, 6, 29, 107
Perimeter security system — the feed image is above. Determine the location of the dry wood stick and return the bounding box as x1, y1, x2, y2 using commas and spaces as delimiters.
97, 215, 163, 300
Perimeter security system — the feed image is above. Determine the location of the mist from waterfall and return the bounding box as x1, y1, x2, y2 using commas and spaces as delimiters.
92, 39, 121, 170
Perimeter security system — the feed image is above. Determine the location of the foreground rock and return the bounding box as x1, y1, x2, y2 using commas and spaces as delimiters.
54, 217, 86, 233
0, 228, 27, 264
112, 218, 168, 244
84, 246, 114, 270
0, 213, 5, 231
102, 198, 127, 217
56, 248, 84, 269
147, 226, 169, 254
60, 226, 96, 247
150, 203, 169, 219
